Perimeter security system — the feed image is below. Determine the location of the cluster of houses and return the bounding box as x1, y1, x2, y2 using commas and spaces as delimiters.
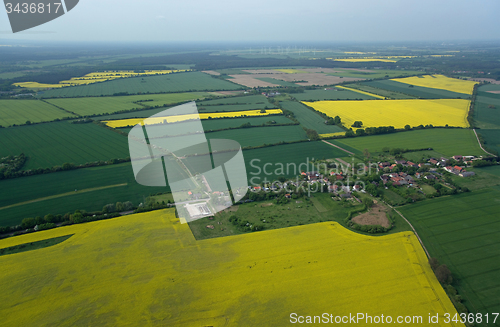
378, 155, 478, 179
443, 166, 475, 177
261, 91, 281, 97
301, 171, 360, 197
378, 160, 418, 170
380, 172, 415, 186
244, 153, 482, 200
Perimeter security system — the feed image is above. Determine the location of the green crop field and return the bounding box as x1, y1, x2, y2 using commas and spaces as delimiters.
97, 96, 274, 121
0, 122, 129, 170
477, 84, 500, 92
344, 83, 416, 99
45, 92, 215, 116
335, 129, 486, 157
183, 141, 353, 184
449, 166, 500, 191
400, 189, 500, 324
197, 94, 275, 112
473, 89, 500, 155
281, 101, 345, 134
38, 72, 243, 98
198, 95, 268, 106
206, 125, 308, 147
328, 69, 423, 80
0, 100, 75, 127
0, 163, 168, 227
292, 88, 379, 101
477, 129, 500, 155
214, 68, 251, 75
0, 71, 27, 79
143, 125, 307, 152
362, 80, 470, 99
97, 107, 168, 120
119, 115, 293, 133
474, 91, 500, 130
476, 165, 500, 177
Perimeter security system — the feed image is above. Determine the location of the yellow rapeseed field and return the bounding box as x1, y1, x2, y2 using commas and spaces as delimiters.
103, 109, 283, 128
274, 69, 309, 74
0, 210, 463, 326
335, 85, 386, 99
319, 132, 346, 138
391, 74, 478, 95
302, 99, 470, 129
332, 58, 397, 63
14, 70, 186, 89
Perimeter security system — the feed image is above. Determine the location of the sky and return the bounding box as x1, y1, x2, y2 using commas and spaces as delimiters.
1, 0, 500, 43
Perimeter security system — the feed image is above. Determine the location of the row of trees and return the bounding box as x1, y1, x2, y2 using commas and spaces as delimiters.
0, 157, 130, 181
1, 198, 152, 237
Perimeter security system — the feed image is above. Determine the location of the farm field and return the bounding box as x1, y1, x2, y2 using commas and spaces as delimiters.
0, 210, 462, 326
38, 72, 243, 98
197, 94, 270, 106
102, 109, 283, 127
182, 141, 360, 184
291, 88, 379, 101
199, 103, 277, 112
45, 92, 215, 116
332, 58, 397, 62
473, 90, 500, 129
362, 80, 471, 99
0, 163, 168, 227
228, 71, 364, 87
281, 101, 344, 134
476, 129, 500, 155
391, 74, 478, 95
327, 68, 423, 80
118, 115, 294, 134
344, 83, 417, 99
255, 77, 299, 86
477, 84, 500, 91
0, 100, 75, 127
182, 141, 355, 184
335, 129, 486, 157
303, 99, 470, 130
140, 125, 308, 150
94, 96, 272, 121
0, 121, 129, 170
205, 125, 308, 147
335, 85, 385, 99
449, 166, 500, 191
399, 188, 500, 324
473, 89, 500, 155
14, 70, 185, 89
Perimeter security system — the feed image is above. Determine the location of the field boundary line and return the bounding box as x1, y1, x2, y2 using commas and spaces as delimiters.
39, 99, 80, 118
0, 183, 127, 211
384, 202, 430, 259
473, 129, 495, 156
321, 140, 355, 155
335, 85, 386, 99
